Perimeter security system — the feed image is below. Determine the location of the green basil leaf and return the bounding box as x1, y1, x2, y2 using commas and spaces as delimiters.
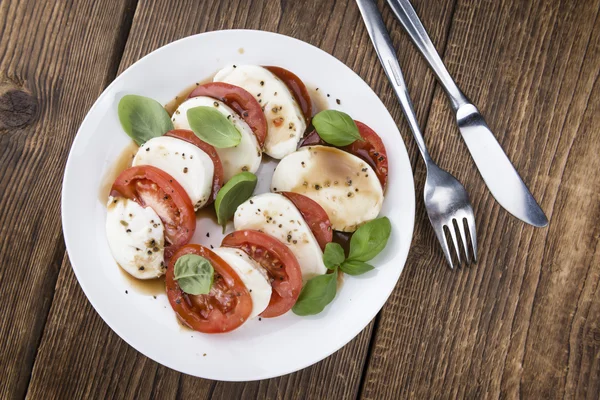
118, 94, 173, 145
340, 260, 374, 276
348, 217, 392, 262
312, 110, 363, 146
323, 242, 345, 269
174, 254, 214, 295
187, 106, 241, 148
215, 172, 258, 230
292, 271, 338, 316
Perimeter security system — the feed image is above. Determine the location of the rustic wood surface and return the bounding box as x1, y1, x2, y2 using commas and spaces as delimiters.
0, 0, 598, 398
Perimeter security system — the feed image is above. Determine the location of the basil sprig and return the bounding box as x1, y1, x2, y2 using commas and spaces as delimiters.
215, 172, 258, 231
312, 110, 363, 146
339, 260, 374, 276
174, 254, 214, 295
118, 94, 173, 145
292, 217, 392, 315
347, 217, 392, 262
187, 106, 241, 148
326, 217, 391, 274
323, 242, 345, 269
291, 270, 338, 316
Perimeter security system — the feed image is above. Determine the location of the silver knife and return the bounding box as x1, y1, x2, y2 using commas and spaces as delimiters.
385, 0, 548, 227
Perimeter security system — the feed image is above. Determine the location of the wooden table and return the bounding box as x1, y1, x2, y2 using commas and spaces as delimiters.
1, 0, 599, 398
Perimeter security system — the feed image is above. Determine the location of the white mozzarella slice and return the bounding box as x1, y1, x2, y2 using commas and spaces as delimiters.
213, 247, 272, 319
132, 136, 213, 210
271, 146, 384, 232
172, 96, 261, 181
106, 196, 165, 279
213, 65, 307, 159
233, 193, 326, 281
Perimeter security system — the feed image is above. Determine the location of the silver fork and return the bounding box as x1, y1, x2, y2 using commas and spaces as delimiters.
356, 0, 477, 268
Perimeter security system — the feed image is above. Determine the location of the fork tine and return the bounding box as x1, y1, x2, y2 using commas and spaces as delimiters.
433, 226, 454, 269
456, 218, 471, 264
446, 222, 462, 265
466, 214, 478, 263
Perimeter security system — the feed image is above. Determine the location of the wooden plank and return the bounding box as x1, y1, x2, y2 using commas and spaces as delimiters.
25, 0, 456, 398
360, 0, 600, 398
0, 0, 135, 398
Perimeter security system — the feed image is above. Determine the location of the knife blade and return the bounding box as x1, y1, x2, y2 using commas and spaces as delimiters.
456, 104, 548, 227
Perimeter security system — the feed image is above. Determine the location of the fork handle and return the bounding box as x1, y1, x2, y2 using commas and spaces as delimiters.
386, 0, 469, 110
356, 0, 433, 165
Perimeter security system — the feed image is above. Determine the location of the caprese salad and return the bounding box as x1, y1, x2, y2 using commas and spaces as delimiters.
105, 64, 392, 333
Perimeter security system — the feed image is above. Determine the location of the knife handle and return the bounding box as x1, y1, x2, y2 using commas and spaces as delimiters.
386, 0, 469, 110
356, 0, 432, 165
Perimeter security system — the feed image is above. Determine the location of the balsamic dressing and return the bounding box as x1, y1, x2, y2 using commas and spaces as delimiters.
164, 75, 214, 116
164, 83, 200, 116
119, 266, 166, 296
332, 230, 353, 257
98, 141, 139, 204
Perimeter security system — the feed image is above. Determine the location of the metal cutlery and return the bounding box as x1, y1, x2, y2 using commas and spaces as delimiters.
386, 0, 548, 227
356, 0, 477, 268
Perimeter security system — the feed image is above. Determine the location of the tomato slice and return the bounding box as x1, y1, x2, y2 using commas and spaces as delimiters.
164, 129, 224, 204
111, 165, 195, 260
221, 230, 302, 318
344, 121, 388, 190
298, 120, 388, 190
188, 82, 267, 148
281, 192, 332, 251
166, 244, 252, 333
264, 66, 312, 124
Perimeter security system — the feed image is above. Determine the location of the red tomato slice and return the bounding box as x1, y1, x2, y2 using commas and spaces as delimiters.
111, 165, 195, 260
221, 230, 302, 318
166, 244, 252, 333
164, 129, 224, 205
188, 82, 267, 148
298, 120, 388, 190
264, 66, 312, 124
281, 192, 332, 251
344, 121, 388, 190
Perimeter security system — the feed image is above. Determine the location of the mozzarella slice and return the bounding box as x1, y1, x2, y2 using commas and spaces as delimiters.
132, 136, 213, 210
172, 96, 261, 181
106, 196, 165, 279
213, 247, 271, 319
213, 65, 307, 159
271, 146, 384, 232
234, 193, 326, 281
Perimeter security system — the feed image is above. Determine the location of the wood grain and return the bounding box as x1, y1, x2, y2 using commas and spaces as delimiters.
0, 0, 135, 398
1, 0, 597, 398
360, 0, 600, 398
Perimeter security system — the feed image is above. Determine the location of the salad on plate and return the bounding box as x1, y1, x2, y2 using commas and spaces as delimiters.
105, 64, 392, 333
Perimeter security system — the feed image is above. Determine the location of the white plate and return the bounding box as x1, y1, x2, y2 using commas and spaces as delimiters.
62, 30, 415, 381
